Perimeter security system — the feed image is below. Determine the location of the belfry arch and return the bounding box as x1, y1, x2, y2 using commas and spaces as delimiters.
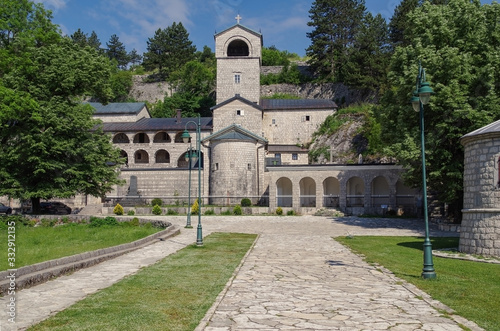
227, 39, 249, 56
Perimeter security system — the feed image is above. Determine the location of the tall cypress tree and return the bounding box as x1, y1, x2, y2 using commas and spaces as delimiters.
306, 0, 366, 82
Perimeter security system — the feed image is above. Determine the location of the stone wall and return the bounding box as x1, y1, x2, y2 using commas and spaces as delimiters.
460, 134, 500, 257
212, 99, 263, 133
262, 108, 333, 145
460, 210, 500, 257
209, 139, 266, 205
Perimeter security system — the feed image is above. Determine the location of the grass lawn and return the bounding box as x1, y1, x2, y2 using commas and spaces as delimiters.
336, 236, 500, 331
0, 222, 162, 270
29, 232, 257, 331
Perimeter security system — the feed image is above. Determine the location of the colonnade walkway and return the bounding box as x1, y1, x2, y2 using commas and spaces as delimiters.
0, 216, 482, 330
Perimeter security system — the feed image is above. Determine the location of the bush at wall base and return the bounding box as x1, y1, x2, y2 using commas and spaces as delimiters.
152, 205, 162, 215
113, 203, 124, 215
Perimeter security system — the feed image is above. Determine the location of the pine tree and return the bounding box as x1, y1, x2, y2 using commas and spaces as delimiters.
143, 22, 196, 80
106, 34, 129, 69
388, 0, 422, 47
306, 0, 366, 82
344, 13, 391, 92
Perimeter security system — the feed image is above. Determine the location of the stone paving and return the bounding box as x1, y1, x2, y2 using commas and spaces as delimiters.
0, 215, 483, 331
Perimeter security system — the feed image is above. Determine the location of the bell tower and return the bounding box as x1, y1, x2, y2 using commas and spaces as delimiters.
214, 16, 262, 104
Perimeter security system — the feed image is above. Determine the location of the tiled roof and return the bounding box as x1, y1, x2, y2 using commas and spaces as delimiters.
101, 117, 213, 132
267, 145, 308, 153
202, 124, 267, 143
87, 102, 146, 115
260, 99, 337, 110
462, 119, 500, 140
214, 24, 262, 39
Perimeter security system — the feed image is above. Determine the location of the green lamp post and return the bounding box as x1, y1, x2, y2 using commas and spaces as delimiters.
184, 146, 194, 228
182, 114, 203, 246
411, 63, 436, 279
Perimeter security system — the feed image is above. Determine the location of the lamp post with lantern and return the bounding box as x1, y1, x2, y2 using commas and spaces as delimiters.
181, 114, 203, 246
411, 63, 436, 279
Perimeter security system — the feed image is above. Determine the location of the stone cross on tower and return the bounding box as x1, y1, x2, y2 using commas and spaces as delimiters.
235, 14, 242, 24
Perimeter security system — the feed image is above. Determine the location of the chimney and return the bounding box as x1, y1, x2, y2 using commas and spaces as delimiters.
176, 109, 181, 123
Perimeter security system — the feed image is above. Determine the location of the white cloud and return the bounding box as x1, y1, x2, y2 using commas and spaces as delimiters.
36, 0, 68, 11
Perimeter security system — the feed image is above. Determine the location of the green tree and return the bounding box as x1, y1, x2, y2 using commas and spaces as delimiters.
379, 0, 500, 220
128, 48, 142, 66
152, 60, 215, 118
306, 0, 366, 82
87, 31, 102, 53
70, 28, 87, 47
388, 0, 422, 47
106, 34, 129, 69
344, 13, 391, 92
0, 0, 123, 213
143, 22, 196, 80
262, 46, 291, 66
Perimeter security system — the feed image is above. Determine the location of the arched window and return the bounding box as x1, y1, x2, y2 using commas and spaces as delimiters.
133, 133, 150, 144
134, 150, 149, 164
227, 39, 249, 56
153, 132, 171, 143
155, 150, 170, 163
113, 133, 129, 144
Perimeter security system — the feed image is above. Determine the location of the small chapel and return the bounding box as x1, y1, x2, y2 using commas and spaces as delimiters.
87, 18, 415, 215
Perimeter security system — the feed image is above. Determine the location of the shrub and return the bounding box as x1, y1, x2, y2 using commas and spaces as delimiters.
152, 205, 162, 215
151, 198, 163, 207
166, 209, 178, 215
241, 198, 252, 207
233, 205, 242, 215
287, 209, 296, 216
40, 218, 57, 227
113, 203, 124, 215
276, 207, 283, 215
130, 217, 140, 226
127, 209, 135, 216
89, 216, 118, 227
221, 209, 232, 215
204, 209, 215, 215
191, 199, 199, 215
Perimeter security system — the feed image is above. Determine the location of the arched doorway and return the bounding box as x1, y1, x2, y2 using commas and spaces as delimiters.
323, 177, 340, 207
276, 177, 292, 207
371, 176, 390, 207
346, 176, 364, 206
300, 177, 316, 207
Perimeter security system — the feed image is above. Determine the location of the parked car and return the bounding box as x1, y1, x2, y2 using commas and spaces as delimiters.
40, 202, 71, 215
0, 203, 12, 215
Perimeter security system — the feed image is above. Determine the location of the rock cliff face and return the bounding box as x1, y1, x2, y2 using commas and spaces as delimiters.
128, 75, 172, 103
128, 74, 376, 106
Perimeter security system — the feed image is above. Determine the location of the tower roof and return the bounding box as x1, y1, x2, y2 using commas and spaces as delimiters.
202, 123, 267, 144
461, 119, 500, 145
260, 99, 337, 110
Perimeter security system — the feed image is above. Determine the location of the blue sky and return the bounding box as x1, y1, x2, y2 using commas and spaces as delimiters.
37, 0, 495, 57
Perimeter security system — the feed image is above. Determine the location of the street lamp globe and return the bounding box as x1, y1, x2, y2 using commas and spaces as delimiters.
181, 129, 191, 144
418, 81, 433, 105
